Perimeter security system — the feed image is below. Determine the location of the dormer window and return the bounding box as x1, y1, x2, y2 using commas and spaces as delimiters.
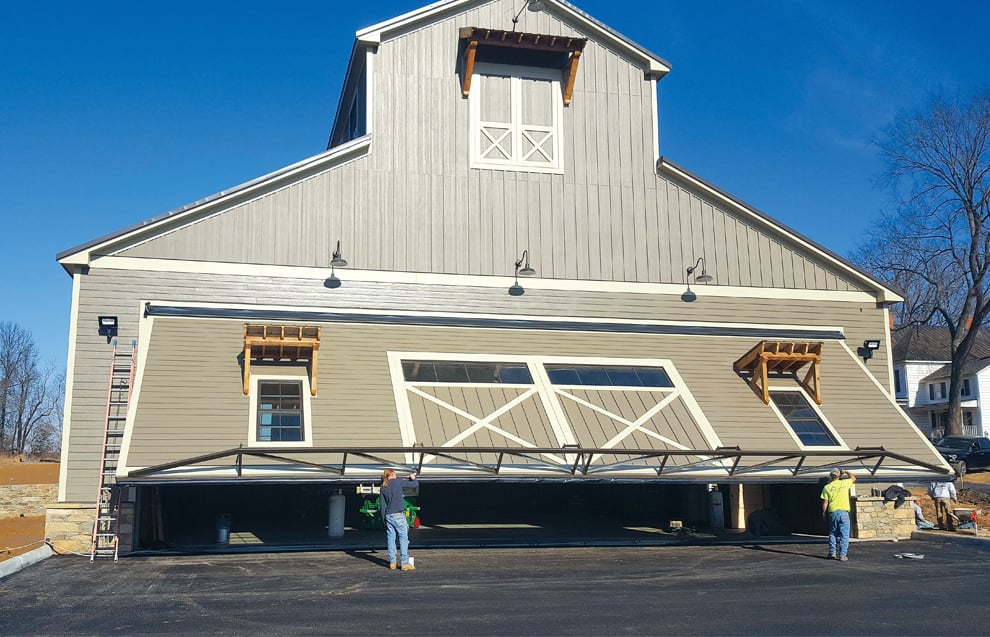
469, 63, 563, 172
460, 27, 586, 174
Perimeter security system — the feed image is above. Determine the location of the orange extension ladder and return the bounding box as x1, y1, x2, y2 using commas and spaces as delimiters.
90, 340, 136, 561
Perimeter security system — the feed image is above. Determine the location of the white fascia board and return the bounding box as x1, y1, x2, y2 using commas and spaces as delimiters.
356, 0, 671, 77
657, 160, 902, 304
56, 136, 373, 271
550, 0, 671, 76
356, 0, 462, 44
56, 266, 83, 501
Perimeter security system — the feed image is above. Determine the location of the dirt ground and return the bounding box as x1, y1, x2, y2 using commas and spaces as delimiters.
908, 471, 990, 538
0, 458, 60, 561
2, 460, 988, 563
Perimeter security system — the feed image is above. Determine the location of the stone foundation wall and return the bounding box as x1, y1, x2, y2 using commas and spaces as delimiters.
0, 484, 59, 518
45, 504, 96, 555
851, 496, 917, 540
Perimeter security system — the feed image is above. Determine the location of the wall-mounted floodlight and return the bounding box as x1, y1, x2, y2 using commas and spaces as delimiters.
857, 339, 881, 361
98, 315, 118, 343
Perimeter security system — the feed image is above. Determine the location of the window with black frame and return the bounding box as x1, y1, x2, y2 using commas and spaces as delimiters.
769, 390, 839, 447
544, 364, 673, 387
257, 381, 304, 442
401, 360, 533, 384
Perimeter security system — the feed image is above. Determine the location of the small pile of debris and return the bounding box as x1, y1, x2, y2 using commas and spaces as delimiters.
957, 487, 990, 511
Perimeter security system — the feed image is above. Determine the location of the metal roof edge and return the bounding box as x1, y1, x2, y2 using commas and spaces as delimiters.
357, 0, 670, 76
144, 302, 846, 340
656, 158, 903, 304
55, 135, 373, 274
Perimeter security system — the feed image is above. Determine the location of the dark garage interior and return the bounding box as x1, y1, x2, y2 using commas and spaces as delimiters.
130, 480, 827, 552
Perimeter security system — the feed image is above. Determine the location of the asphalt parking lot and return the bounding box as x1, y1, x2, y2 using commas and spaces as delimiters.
1, 537, 987, 636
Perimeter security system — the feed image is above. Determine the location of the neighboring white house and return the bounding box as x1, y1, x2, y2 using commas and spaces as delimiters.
891, 325, 990, 439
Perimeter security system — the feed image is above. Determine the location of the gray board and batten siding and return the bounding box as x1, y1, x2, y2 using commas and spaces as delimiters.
117, 316, 934, 475
108, 0, 868, 293
113, 165, 867, 294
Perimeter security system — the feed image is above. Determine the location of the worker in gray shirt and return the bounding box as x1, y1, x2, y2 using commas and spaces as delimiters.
928, 480, 957, 530
380, 468, 419, 570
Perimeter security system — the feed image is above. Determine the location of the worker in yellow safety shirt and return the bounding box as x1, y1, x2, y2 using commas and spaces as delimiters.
821, 468, 856, 561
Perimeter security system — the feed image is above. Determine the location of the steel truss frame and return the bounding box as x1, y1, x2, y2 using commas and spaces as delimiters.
126, 444, 950, 481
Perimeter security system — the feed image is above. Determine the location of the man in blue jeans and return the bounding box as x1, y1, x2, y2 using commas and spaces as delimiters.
380, 467, 419, 570
821, 468, 856, 561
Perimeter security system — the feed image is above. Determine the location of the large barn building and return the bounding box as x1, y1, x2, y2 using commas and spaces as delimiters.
49, 0, 950, 557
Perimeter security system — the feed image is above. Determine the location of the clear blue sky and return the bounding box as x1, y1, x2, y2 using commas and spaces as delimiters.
2, 0, 988, 373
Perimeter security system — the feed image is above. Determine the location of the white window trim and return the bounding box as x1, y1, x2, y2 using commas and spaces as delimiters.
767, 387, 848, 451
469, 63, 564, 174
247, 374, 314, 448
387, 351, 723, 455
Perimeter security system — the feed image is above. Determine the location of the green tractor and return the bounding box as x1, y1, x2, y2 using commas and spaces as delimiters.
356, 484, 421, 529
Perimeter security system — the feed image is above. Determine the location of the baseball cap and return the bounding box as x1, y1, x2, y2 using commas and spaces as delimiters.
829, 468, 841, 478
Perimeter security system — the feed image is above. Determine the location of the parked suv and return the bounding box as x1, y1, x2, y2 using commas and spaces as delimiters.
934, 436, 990, 475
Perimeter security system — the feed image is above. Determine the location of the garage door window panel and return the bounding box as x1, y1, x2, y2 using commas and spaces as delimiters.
769, 389, 843, 448
390, 353, 720, 472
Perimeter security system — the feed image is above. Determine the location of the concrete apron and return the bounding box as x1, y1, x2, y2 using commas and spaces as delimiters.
124, 523, 833, 556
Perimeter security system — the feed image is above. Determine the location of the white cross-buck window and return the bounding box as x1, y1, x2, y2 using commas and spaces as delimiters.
469, 64, 563, 173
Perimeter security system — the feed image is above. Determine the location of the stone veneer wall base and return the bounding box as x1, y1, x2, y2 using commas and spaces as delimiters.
45, 504, 97, 556
851, 496, 917, 540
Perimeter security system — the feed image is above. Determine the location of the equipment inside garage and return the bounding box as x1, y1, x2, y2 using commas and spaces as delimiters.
129, 480, 827, 552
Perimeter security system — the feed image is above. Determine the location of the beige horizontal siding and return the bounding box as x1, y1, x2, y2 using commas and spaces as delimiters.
116, 315, 935, 476
61, 267, 894, 500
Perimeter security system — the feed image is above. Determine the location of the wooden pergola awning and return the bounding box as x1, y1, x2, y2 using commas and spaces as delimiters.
243, 324, 321, 396
459, 26, 587, 105
733, 341, 823, 405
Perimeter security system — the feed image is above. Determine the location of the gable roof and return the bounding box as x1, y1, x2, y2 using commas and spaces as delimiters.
891, 325, 990, 363
922, 356, 990, 382
55, 136, 372, 273
330, 0, 672, 148
657, 159, 902, 303
356, 0, 671, 76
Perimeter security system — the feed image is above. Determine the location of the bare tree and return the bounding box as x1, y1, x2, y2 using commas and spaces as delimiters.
855, 90, 990, 436
0, 322, 63, 455
29, 372, 64, 455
